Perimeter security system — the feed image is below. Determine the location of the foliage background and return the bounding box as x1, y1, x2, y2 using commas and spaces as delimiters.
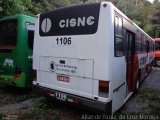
0, 0, 159, 37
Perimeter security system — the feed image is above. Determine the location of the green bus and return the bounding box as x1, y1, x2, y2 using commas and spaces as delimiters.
0, 15, 35, 88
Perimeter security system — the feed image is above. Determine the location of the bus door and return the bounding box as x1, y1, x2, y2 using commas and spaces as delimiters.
126, 31, 135, 92
26, 23, 35, 84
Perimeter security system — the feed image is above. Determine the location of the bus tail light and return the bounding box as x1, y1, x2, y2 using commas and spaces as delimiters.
99, 81, 109, 98
14, 66, 22, 78
15, 66, 22, 74
32, 70, 37, 81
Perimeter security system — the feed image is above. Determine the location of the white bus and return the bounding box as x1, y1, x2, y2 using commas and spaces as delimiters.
33, 2, 154, 113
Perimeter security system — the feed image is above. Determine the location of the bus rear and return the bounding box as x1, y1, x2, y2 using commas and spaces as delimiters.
154, 38, 160, 66
33, 2, 114, 112
0, 15, 35, 88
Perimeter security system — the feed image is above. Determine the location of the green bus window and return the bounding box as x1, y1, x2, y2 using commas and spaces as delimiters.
0, 19, 17, 52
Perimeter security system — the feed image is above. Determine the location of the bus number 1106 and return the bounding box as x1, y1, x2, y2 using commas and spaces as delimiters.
56, 37, 72, 45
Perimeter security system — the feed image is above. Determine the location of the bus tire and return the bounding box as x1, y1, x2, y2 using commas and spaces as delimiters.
155, 59, 160, 67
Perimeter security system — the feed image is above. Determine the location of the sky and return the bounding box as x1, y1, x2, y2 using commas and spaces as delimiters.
147, 0, 154, 3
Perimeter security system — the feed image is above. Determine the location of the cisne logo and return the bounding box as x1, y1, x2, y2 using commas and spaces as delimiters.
41, 18, 52, 33
59, 16, 95, 28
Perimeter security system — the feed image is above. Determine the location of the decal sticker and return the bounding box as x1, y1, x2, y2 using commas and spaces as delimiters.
41, 18, 52, 33
49, 61, 56, 72
4, 58, 13, 66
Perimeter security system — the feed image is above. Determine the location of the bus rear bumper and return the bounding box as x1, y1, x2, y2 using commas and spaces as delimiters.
33, 84, 112, 113
0, 73, 26, 88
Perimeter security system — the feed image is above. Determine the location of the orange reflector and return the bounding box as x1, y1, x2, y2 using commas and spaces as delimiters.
99, 81, 109, 87
14, 74, 21, 78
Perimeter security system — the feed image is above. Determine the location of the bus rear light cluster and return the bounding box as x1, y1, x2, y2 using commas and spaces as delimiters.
32, 70, 37, 81
15, 66, 22, 74
14, 66, 22, 78
99, 80, 109, 98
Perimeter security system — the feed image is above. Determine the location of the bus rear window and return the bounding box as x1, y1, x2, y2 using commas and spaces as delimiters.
26, 23, 35, 50
27, 30, 34, 50
155, 42, 160, 50
39, 3, 100, 36
0, 19, 17, 52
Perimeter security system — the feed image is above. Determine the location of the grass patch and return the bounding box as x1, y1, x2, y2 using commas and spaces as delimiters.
139, 87, 160, 102
121, 87, 160, 115
0, 112, 3, 120
0, 88, 38, 106
141, 102, 160, 115
18, 97, 82, 120
18, 98, 62, 120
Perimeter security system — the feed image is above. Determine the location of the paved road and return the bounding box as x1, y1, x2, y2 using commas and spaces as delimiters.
142, 67, 160, 90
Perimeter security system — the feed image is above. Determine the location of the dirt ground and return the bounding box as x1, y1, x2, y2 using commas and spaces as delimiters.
0, 67, 160, 120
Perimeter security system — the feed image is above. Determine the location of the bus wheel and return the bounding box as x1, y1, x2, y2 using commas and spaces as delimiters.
156, 60, 160, 67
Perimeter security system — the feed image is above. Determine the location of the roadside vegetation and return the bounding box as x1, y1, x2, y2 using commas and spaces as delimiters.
0, 0, 159, 38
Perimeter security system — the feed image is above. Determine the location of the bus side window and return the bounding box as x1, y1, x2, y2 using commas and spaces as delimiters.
136, 30, 142, 54
146, 40, 149, 53
114, 15, 124, 57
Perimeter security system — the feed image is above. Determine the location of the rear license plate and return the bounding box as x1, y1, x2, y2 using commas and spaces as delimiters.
55, 92, 67, 101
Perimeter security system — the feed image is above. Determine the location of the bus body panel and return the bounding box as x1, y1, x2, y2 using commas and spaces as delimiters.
33, 3, 113, 101
0, 15, 35, 88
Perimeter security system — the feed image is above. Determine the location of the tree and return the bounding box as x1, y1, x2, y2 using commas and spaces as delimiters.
0, 0, 73, 18
0, 0, 159, 37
